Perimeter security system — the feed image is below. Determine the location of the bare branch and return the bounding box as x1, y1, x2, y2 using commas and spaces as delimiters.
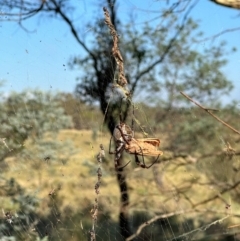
193, 180, 240, 207
126, 209, 193, 241
1, 0, 96, 61
195, 26, 240, 42
168, 215, 230, 241
210, 0, 240, 9
51, 0, 96, 59
0, 1, 45, 21
180, 92, 240, 136
126, 208, 230, 241
133, 0, 199, 87
103, 6, 132, 239
103, 7, 128, 87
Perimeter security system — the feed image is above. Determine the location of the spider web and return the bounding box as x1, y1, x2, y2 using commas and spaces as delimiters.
0, 0, 240, 241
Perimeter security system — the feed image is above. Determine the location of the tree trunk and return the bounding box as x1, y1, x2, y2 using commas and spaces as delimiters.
210, 0, 240, 9
101, 97, 132, 239
117, 161, 132, 239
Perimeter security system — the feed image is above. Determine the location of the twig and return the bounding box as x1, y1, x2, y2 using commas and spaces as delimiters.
210, 0, 240, 9
0, 138, 12, 151
180, 92, 240, 136
193, 179, 240, 208
134, 0, 199, 84
166, 215, 230, 241
126, 209, 192, 241
103, 7, 132, 239
195, 26, 240, 43
126, 207, 231, 241
89, 144, 105, 241
103, 7, 128, 87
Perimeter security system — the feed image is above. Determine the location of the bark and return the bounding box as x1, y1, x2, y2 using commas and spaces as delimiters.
210, 0, 240, 9
116, 160, 132, 239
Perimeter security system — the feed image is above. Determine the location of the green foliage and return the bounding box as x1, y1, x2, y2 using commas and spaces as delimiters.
71, 14, 116, 104
57, 93, 103, 130
74, 8, 231, 106
0, 90, 76, 241
0, 178, 40, 240
18, 139, 76, 167
0, 1, 238, 240
169, 108, 220, 154
123, 17, 233, 107
0, 90, 73, 162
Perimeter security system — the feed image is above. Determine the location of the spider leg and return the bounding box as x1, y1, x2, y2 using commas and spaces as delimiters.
114, 142, 131, 170
135, 147, 160, 169
117, 160, 131, 170
109, 135, 115, 154
135, 154, 141, 166
110, 128, 132, 170
131, 103, 135, 131
144, 155, 160, 169
134, 150, 146, 168
134, 142, 146, 168
109, 136, 126, 155
119, 96, 125, 123
116, 125, 131, 145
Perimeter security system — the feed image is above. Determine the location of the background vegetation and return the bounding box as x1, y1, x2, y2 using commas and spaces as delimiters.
0, 0, 240, 241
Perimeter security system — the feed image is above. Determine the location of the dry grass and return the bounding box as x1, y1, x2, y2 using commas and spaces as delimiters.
3, 129, 240, 225
3, 130, 119, 217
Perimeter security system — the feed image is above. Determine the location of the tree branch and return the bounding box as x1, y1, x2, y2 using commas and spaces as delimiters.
133, 0, 198, 85
51, 0, 96, 60
195, 26, 240, 42
126, 204, 235, 241
193, 180, 240, 207
210, 0, 240, 9
126, 209, 193, 241
180, 91, 240, 135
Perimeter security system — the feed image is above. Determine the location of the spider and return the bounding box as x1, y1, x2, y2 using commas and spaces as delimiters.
109, 120, 163, 170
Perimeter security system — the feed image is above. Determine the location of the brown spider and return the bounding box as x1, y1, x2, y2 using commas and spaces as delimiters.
109, 122, 163, 169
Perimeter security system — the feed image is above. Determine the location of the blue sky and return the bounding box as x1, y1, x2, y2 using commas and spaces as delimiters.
0, 0, 239, 102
